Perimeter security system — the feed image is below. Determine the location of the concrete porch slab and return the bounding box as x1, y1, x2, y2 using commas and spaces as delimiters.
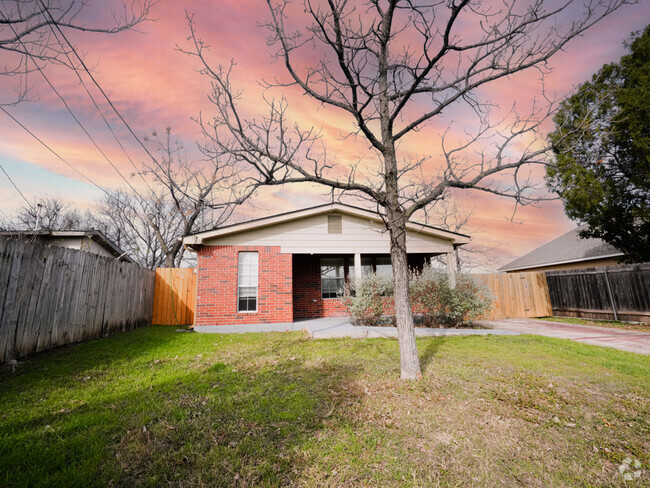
193, 317, 520, 339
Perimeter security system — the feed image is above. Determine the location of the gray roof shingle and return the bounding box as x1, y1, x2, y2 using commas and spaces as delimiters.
498, 224, 624, 272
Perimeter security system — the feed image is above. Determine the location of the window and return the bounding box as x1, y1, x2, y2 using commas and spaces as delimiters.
347, 257, 372, 280
375, 256, 393, 277
321, 257, 344, 298
238, 252, 258, 312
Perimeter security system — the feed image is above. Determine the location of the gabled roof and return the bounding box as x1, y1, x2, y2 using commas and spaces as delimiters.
498, 224, 624, 272
0, 229, 134, 263
182, 202, 470, 246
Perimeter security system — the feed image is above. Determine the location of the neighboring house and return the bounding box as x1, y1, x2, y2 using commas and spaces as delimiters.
499, 224, 624, 273
0, 229, 134, 263
181, 203, 470, 328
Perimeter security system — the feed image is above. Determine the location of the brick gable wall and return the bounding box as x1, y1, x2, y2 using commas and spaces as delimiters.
195, 245, 293, 326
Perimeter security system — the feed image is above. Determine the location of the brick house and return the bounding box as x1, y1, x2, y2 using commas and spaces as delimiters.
181, 203, 469, 328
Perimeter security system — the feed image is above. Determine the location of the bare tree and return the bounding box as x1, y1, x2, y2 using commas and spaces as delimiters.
427, 195, 503, 273
89, 189, 178, 269
12, 195, 87, 231
91, 127, 244, 269
183, 0, 633, 379
0, 0, 154, 104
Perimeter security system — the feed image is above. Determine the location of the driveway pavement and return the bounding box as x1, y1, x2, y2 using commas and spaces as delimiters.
194, 317, 519, 339
193, 317, 650, 354
477, 318, 650, 355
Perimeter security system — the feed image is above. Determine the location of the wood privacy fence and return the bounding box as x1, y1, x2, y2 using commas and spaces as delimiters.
546, 263, 650, 323
152, 268, 196, 325
471, 271, 552, 320
0, 237, 155, 363
149, 268, 551, 324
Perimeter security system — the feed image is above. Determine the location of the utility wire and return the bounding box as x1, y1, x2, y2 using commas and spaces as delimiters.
0, 162, 32, 209
36, 0, 172, 187
36, 0, 157, 196
0, 106, 111, 198
0, 5, 148, 204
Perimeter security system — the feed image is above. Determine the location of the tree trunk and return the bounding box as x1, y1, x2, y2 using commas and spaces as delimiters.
386, 211, 422, 380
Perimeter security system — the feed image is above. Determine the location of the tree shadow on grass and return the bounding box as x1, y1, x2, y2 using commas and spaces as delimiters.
418, 336, 446, 373
0, 340, 362, 488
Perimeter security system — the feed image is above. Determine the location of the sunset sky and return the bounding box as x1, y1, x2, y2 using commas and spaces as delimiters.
0, 0, 648, 269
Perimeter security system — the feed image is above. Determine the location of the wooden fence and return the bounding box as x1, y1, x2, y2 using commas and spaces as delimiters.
149, 268, 551, 324
152, 268, 196, 326
0, 237, 155, 363
546, 263, 650, 323
471, 271, 553, 320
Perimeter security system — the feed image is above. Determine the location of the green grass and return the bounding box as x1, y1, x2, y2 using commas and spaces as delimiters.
539, 316, 650, 332
1, 327, 648, 487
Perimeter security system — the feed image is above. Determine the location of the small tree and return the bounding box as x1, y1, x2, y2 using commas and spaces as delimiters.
547, 25, 650, 262
184, 0, 632, 379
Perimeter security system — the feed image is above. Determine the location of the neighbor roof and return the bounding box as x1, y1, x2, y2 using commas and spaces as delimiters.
498, 224, 624, 272
182, 202, 470, 246
0, 229, 134, 263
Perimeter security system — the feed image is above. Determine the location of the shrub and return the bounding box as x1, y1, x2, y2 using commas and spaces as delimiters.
345, 274, 393, 326
409, 267, 493, 327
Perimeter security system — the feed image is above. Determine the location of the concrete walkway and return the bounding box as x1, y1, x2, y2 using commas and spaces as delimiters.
194, 317, 519, 339
477, 318, 650, 355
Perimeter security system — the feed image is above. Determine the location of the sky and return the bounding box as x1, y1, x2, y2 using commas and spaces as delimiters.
0, 0, 648, 270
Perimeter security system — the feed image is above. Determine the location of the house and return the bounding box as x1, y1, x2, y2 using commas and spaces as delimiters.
0, 229, 134, 263
181, 203, 470, 328
498, 224, 624, 273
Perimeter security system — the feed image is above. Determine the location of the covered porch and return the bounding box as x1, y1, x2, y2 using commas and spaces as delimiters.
291, 251, 458, 320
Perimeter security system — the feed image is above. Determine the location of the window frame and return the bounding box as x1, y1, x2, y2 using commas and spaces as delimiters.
237, 251, 258, 313
320, 257, 345, 299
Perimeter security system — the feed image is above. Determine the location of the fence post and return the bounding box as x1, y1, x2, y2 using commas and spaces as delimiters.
603, 269, 618, 321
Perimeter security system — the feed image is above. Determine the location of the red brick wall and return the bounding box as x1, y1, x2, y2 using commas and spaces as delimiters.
292, 254, 348, 319
195, 245, 293, 326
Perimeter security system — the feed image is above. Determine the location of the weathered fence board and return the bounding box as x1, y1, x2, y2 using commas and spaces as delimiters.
471, 271, 553, 320
0, 237, 155, 363
546, 263, 650, 322
152, 268, 196, 326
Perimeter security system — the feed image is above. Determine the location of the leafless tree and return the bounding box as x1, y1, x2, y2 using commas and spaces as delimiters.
12, 195, 87, 231
183, 0, 633, 379
0, 0, 154, 104
427, 195, 503, 273
89, 189, 178, 269
91, 127, 244, 268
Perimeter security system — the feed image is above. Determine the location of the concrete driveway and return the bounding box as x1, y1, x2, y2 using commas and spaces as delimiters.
477, 318, 650, 355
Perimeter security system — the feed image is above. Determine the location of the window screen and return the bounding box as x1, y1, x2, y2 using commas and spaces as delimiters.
238, 252, 258, 312
321, 257, 344, 298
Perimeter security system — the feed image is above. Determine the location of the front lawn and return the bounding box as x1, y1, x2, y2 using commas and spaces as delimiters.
0, 327, 648, 487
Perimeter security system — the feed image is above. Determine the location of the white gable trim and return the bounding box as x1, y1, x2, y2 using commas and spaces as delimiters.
182, 203, 470, 246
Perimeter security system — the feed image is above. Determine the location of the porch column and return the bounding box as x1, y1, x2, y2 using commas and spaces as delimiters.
354, 252, 362, 282
446, 251, 457, 288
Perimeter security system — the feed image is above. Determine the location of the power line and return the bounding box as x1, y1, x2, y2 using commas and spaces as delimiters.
0, 5, 149, 204
0, 105, 110, 197
36, 0, 157, 196
36, 0, 172, 189
0, 162, 32, 209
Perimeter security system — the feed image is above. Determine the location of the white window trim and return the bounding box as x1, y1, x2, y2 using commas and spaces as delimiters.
237, 252, 258, 313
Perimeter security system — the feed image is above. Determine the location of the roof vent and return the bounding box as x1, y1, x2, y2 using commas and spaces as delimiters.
328, 214, 342, 234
